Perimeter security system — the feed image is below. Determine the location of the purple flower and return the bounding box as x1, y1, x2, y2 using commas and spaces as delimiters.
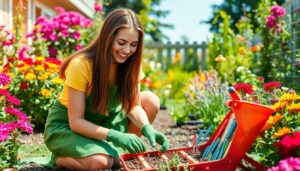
0, 72, 11, 86
271, 5, 286, 18
94, 2, 103, 13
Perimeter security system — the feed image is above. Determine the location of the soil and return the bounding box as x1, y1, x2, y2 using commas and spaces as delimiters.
17, 109, 202, 171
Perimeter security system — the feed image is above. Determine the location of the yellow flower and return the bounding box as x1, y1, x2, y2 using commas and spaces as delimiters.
38, 73, 49, 81
215, 54, 226, 62
35, 56, 45, 61
41, 89, 51, 97
274, 127, 291, 138
52, 78, 63, 84
152, 81, 162, 89
35, 65, 45, 72
271, 101, 288, 111
173, 52, 181, 64
287, 103, 300, 114
17, 65, 30, 72
262, 113, 283, 131
238, 46, 246, 55
25, 72, 36, 80
279, 93, 300, 102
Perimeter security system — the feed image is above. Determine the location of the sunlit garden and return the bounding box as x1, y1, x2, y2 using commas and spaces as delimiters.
0, 0, 300, 170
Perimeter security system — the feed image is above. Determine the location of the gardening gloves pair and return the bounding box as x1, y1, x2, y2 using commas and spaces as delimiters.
107, 129, 146, 154
141, 124, 169, 152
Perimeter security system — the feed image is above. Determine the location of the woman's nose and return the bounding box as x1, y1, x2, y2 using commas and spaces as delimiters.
123, 45, 131, 53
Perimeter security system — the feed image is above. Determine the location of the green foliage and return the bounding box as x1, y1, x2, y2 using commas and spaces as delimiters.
103, 0, 173, 42
205, 0, 285, 34
158, 153, 191, 171
207, 11, 254, 83
165, 67, 194, 100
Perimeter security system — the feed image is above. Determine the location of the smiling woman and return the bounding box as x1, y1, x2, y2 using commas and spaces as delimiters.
31, 8, 170, 170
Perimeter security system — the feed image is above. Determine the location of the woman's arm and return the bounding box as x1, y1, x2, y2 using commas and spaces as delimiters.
67, 86, 109, 140
127, 85, 150, 129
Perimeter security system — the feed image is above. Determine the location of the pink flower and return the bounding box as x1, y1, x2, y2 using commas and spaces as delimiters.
17, 45, 29, 60
6, 94, 21, 106
264, 82, 281, 92
271, 5, 286, 18
94, 2, 103, 13
48, 47, 57, 57
5, 107, 28, 121
17, 120, 33, 134
54, 6, 65, 13
0, 72, 11, 86
266, 16, 277, 29
73, 31, 81, 40
268, 157, 300, 171
76, 44, 83, 51
276, 132, 300, 157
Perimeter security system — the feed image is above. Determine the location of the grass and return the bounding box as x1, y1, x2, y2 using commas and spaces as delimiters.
18, 143, 50, 159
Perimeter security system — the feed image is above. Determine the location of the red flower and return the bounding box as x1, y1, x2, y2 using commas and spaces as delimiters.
20, 82, 29, 90
264, 81, 281, 92
233, 83, 254, 95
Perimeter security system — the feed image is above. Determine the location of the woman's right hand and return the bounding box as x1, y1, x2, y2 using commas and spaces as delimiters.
107, 129, 146, 154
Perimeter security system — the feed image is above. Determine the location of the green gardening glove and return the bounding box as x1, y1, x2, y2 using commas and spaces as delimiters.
107, 129, 146, 154
141, 124, 169, 152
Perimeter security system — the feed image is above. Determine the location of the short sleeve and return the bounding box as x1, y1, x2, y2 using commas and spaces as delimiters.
138, 65, 145, 81
65, 57, 91, 92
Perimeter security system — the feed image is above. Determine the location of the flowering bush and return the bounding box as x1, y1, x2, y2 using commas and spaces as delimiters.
233, 81, 300, 167
171, 70, 229, 126
27, 7, 94, 59
0, 72, 33, 169
141, 60, 171, 106
2, 57, 63, 129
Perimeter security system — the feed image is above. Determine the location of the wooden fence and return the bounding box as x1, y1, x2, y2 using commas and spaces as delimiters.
144, 41, 207, 72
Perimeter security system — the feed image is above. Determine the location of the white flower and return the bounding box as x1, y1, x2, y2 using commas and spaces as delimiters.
156, 63, 161, 69
149, 61, 155, 70
236, 66, 244, 72
163, 90, 170, 96
166, 84, 172, 89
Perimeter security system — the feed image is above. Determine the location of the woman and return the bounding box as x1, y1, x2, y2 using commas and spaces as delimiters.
44, 8, 169, 170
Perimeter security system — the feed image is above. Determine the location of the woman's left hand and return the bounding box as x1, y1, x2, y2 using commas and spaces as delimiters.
141, 124, 169, 152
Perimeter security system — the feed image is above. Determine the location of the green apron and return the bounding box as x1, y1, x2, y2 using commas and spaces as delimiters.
43, 86, 128, 167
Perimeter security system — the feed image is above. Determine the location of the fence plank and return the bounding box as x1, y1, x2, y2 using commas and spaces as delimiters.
145, 41, 207, 72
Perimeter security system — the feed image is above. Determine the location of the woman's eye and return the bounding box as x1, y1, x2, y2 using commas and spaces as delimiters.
118, 41, 125, 45
131, 44, 137, 47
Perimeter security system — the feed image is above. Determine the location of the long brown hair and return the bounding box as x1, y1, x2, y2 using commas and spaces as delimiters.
60, 8, 144, 115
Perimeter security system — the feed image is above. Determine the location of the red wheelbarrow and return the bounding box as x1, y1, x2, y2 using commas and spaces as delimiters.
120, 87, 275, 171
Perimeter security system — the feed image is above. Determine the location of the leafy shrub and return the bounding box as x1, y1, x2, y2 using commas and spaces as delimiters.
4, 57, 63, 130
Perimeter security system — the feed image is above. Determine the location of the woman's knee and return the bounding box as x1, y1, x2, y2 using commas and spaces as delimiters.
140, 91, 160, 112
87, 154, 114, 170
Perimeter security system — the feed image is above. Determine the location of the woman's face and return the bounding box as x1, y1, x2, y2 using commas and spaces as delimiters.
111, 27, 139, 64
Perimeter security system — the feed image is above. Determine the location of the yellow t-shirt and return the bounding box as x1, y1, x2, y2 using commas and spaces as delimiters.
58, 55, 145, 107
